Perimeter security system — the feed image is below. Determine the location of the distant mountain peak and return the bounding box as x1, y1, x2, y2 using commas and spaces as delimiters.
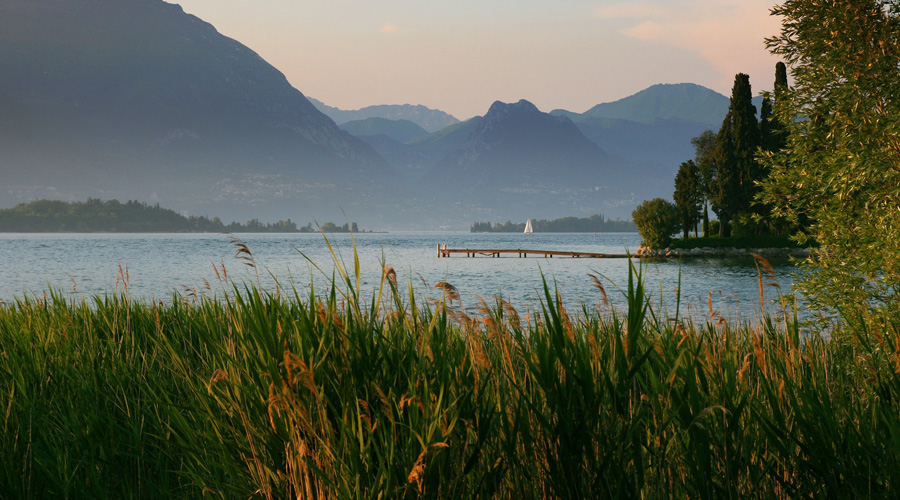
486, 99, 540, 115
476, 99, 574, 137
308, 98, 459, 133
580, 83, 729, 126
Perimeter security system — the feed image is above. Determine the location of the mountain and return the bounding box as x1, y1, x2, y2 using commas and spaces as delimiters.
551, 84, 763, 173
349, 117, 482, 180
562, 117, 714, 173
421, 100, 669, 222
340, 117, 429, 143
308, 98, 460, 133
0, 0, 395, 225
574, 83, 730, 127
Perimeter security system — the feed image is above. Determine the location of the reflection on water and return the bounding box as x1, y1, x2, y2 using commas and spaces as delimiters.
0, 232, 800, 321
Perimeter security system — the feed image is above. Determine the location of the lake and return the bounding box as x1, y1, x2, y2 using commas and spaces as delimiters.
0, 232, 799, 320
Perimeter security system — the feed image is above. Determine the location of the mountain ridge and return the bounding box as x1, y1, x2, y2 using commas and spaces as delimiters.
0, 0, 395, 224
419, 99, 668, 222
308, 98, 460, 133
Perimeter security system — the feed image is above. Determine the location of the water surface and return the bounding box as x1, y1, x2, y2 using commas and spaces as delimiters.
0, 232, 798, 320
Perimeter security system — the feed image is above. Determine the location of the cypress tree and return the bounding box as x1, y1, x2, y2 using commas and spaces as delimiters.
713, 117, 739, 236
756, 63, 791, 232
771, 62, 790, 152
713, 73, 759, 236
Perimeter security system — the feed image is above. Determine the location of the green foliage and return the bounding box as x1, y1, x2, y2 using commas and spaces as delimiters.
0, 198, 299, 233
3, 255, 900, 498
470, 214, 636, 233
712, 73, 760, 236
691, 130, 718, 201
632, 198, 680, 248
761, 0, 900, 318
673, 160, 703, 238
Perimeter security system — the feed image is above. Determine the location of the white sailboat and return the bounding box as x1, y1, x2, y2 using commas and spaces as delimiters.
523, 219, 534, 235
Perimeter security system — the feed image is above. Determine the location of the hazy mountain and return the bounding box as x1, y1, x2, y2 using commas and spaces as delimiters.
574, 83, 730, 127
421, 100, 669, 222
563, 117, 714, 172
345, 117, 482, 182
340, 118, 429, 143
0, 0, 395, 224
308, 98, 460, 133
405, 117, 483, 159
551, 83, 765, 173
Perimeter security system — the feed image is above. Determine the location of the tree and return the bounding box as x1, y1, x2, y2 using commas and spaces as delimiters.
673, 160, 703, 238
712, 73, 760, 236
754, 62, 794, 234
632, 198, 680, 249
761, 0, 900, 317
691, 130, 718, 236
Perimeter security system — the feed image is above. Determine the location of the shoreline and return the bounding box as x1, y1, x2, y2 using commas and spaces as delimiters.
636, 246, 810, 259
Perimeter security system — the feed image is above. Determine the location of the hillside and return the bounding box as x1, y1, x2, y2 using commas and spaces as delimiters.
0, 0, 394, 225
551, 84, 767, 172
339, 118, 429, 143
421, 100, 669, 221
578, 83, 730, 127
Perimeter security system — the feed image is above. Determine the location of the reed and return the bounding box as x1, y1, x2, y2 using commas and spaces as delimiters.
1, 245, 899, 498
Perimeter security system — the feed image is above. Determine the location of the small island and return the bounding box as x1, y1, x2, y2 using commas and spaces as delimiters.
471, 214, 636, 233
0, 199, 366, 233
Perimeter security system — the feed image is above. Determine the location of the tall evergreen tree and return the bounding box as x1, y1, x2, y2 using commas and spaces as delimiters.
712, 118, 740, 236
756, 62, 792, 232
691, 130, 717, 237
712, 73, 759, 236
673, 160, 703, 238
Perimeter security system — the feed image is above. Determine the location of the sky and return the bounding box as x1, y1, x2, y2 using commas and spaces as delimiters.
170, 0, 783, 120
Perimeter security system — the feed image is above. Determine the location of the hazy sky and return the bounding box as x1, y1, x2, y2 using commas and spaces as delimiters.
170, 0, 783, 119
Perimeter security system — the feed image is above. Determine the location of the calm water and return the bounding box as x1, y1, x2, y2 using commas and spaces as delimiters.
0, 232, 799, 319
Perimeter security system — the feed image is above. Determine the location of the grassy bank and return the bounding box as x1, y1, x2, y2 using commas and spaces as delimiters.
2, 257, 899, 498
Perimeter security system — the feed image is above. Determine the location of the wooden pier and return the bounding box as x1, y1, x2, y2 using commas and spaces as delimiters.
437, 244, 631, 259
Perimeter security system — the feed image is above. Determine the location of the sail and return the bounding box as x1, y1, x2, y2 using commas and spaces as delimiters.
524, 219, 533, 234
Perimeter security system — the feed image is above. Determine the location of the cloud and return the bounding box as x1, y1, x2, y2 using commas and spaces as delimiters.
379, 24, 399, 34
596, 1, 781, 90
594, 4, 670, 20
623, 20, 664, 40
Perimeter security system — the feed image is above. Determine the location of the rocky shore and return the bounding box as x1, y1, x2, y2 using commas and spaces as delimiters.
635, 246, 811, 259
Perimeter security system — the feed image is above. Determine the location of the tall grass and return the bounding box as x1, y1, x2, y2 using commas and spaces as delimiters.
2, 245, 900, 498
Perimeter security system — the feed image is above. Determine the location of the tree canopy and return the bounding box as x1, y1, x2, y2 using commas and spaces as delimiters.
0, 199, 300, 233
761, 0, 900, 317
632, 198, 680, 249
673, 160, 703, 238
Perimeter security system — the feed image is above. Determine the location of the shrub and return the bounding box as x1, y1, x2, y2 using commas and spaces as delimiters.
632, 198, 680, 248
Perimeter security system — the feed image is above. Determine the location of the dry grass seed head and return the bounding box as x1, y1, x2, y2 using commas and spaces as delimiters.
208, 368, 228, 394
372, 383, 391, 417
588, 273, 609, 310
502, 299, 521, 330
434, 281, 460, 304
752, 334, 768, 377
408, 443, 449, 494
399, 394, 424, 415
229, 236, 256, 269
383, 265, 397, 289
268, 382, 289, 432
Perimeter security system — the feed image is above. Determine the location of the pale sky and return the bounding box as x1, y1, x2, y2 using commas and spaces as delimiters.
169, 0, 783, 119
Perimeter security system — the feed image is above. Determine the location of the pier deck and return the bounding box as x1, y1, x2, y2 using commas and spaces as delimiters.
437, 244, 631, 259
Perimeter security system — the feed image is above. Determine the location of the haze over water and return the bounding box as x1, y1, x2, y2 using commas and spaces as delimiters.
0, 232, 797, 321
